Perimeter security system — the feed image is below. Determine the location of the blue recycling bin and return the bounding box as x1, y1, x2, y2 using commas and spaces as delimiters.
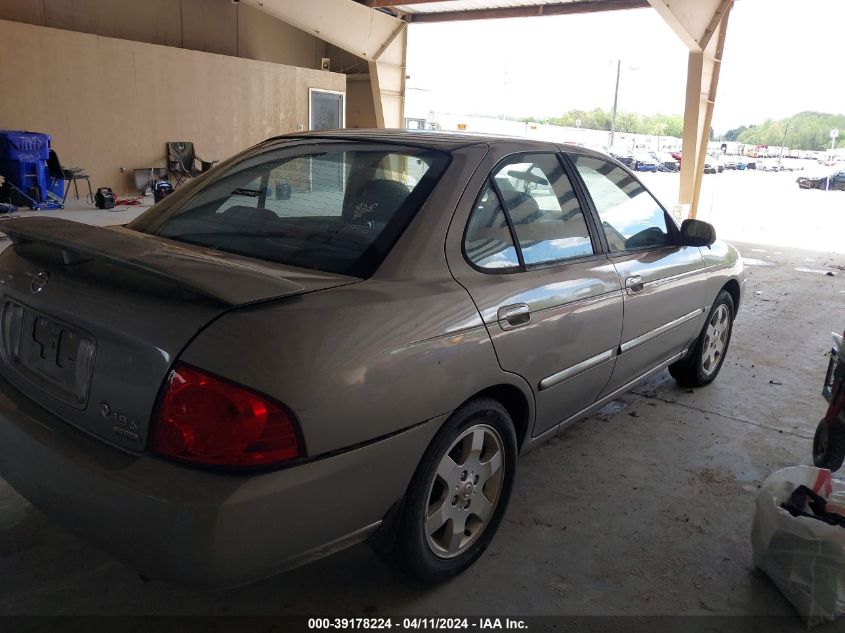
0, 130, 53, 207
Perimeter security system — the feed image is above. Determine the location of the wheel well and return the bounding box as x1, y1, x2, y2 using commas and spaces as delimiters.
472, 384, 531, 450
371, 383, 532, 551
723, 279, 741, 314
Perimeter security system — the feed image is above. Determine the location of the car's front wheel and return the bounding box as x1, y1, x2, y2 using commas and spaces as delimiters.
390, 398, 517, 581
669, 290, 735, 387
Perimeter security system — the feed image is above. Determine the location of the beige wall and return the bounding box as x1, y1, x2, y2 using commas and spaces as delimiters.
0, 19, 345, 194
0, 0, 329, 69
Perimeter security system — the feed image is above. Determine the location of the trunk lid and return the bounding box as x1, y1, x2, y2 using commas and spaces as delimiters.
0, 217, 357, 452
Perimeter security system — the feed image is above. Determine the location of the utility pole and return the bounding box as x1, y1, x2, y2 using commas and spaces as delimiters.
609, 59, 621, 149
776, 122, 790, 171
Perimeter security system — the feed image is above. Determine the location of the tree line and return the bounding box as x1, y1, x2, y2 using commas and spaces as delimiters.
723, 112, 845, 151
523, 109, 845, 150
523, 108, 685, 138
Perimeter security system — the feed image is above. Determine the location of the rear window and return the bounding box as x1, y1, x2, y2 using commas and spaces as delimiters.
129, 142, 449, 277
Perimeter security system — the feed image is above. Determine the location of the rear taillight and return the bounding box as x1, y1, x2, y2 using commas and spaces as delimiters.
152, 363, 301, 467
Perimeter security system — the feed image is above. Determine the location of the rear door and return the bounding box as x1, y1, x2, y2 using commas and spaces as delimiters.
567, 153, 708, 395
447, 149, 623, 437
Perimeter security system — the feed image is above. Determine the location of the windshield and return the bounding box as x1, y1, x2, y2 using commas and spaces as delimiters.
129, 141, 449, 278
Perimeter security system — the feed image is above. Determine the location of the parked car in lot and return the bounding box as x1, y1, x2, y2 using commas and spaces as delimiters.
0, 130, 745, 587
760, 159, 801, 172
609, 150, 636, 168
797, 169, 845, 191
650, 151, 679, 172
632, 152, 659, 172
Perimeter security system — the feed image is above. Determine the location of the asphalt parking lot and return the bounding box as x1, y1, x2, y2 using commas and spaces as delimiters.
0, 168, 843, 627
640, 162, 845, 254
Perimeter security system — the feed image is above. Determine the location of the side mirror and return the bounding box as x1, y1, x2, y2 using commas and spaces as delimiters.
680, 219, 716, 247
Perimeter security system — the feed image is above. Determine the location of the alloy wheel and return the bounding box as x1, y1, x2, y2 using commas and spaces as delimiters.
424, 424, 505, 559
701, 304, 730, 376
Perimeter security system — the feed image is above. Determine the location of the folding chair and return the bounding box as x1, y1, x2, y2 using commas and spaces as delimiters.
47, 149, 92, 207
167, 142, 216, 186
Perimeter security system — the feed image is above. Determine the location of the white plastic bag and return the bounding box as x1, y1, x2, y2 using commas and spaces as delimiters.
752, 466, 845, 627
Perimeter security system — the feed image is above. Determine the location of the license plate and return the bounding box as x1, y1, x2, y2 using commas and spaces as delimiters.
1, 300, 96, 408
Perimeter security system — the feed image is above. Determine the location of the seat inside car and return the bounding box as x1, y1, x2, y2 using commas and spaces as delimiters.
495, 186, 541, 227
344, 179, 411, 225
218, 205, 283, 232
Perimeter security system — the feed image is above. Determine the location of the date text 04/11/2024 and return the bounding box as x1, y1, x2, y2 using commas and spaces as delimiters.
307, 618, 529, 630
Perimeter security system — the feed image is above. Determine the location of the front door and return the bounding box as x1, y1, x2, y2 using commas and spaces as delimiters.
448, 151, 623, 437
568, 153, 708, 395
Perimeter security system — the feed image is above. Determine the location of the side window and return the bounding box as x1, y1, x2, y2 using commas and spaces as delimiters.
571, 155, 673, 251
464, 184, 521, 270
491, 154, 594, 266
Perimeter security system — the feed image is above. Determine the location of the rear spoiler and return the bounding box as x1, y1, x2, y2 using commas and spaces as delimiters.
2, 217, 306, 306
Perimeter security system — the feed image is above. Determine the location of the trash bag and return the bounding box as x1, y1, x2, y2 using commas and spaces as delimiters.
752, 466, 845, 627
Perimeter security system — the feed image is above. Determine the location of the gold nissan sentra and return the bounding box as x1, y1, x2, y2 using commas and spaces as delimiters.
0, 130, 744, 587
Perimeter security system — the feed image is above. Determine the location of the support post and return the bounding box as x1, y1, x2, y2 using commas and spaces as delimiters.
370, 23, 408, 128
677, 4, 730, 219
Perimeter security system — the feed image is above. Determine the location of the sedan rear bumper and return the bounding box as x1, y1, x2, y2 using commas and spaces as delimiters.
0, 377, 441, 588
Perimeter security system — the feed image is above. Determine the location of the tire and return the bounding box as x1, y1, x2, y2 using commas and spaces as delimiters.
813, 419, 845, 472
669, 290, 735, 387
389, 398, 518, 582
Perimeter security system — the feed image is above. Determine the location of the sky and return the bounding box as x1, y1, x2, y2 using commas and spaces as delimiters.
404, 0, 845, 133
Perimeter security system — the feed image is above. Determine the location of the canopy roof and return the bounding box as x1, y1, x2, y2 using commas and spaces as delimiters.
359, 0, 649, 22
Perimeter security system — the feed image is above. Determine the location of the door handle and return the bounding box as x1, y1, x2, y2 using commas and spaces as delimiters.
625, 275, 645, 294
498, 303, 531, 330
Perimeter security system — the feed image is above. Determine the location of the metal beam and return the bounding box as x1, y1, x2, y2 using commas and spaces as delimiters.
678, 3, 730, 219
370, 24, 408, 127
698, 0, 731, 50
240, 0, 411, 130
240, 0, 404, 61
647, 0, 726, 52
361, 0, 453, 7
409, 0, 649, 23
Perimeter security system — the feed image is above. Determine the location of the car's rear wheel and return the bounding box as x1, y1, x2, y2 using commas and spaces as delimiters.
390, 398, 517, 581
669, 290, 735, 387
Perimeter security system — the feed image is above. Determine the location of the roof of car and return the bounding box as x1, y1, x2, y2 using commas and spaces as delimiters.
275, 128, 593, 154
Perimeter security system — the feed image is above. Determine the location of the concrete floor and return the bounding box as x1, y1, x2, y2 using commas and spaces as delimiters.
0, 241, 842, 628
0, 194, 153, 228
